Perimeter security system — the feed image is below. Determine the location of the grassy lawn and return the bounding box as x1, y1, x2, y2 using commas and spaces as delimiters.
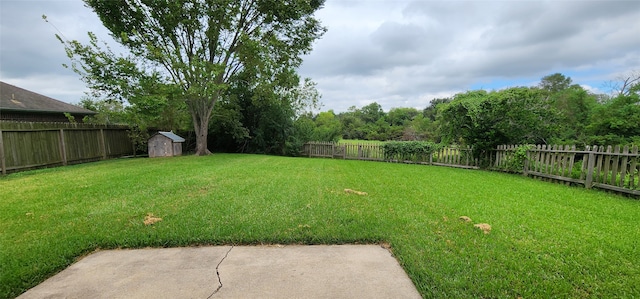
1, 154, 639, 298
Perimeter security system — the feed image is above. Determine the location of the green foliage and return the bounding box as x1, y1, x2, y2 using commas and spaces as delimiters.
439, 88, 558, 162
127, 124, 150, 153
387, 107, 419, 126
312, 110, 342, 142
334, 103, 440, 142
586, 83, 640, 145
286, 115, 316, 156
58, 0, 326, 155
382, 141, 442, 162
405, 113, 436, 141
547, 85, 597, 145
337, 110, 365, 140
423, 97, 451, 121
539, 73, 573, 93
306, 72, 636, 157
336, 102, 391, 141
359, 102, 385, 123
208, 70, 321, 155
499, 145, 533, 173
63, 112, 77, 124
80, 97, 128, 125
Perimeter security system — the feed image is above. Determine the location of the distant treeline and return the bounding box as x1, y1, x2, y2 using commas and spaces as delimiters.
79, 72, 639, 156
300, 73, 640, 156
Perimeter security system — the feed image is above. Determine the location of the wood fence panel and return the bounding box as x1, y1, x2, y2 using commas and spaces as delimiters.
602, 146, 612, 185
609, 145, 620, 185
538, 145, 545, 173
303, 142, 639, 197
567, 145, 576, 178
0, 129, 5, 175
544, 145, 552, 175
594, 145, 603, 184
2, 130, 62, 170
619, 146, 629, 188
580, 145, 589, 181
304, 142, 477, 169
103, 129, 133, 157
0, 122, 133, 174
548, 145, 556, 176
584, 145, 595, 187
64, 129, 102, 163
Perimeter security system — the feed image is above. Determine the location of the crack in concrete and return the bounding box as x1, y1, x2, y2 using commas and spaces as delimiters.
206, 245, 234, 298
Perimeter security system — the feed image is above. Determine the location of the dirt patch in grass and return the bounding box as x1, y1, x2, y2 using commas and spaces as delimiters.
344, 188, 368, 196
143, 213, 163, 226
474, 223, 492, 234
459, 216, 472, 222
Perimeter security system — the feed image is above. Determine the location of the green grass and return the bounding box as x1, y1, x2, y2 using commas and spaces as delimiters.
1, 154, 639, 298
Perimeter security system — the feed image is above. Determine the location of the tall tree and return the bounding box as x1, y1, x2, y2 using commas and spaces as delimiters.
423, 97, 450, 121
587, 79, 640, 145
359, 102, 385, 124
539, 73, 573, 94
440, 87, 558, 160
59, 0, 326, 155
606, 70, 640, 97
312, 110, 342, 142
548, 85, 596, 144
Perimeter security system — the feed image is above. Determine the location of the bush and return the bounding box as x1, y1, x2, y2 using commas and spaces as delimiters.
503, 145, 533, 172
383, 141, 442, 162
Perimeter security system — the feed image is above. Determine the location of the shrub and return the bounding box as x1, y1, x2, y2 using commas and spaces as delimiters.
502, 145, 533, 173
383, 141, 442, 162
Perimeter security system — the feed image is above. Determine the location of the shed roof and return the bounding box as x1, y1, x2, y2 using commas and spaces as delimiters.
0, 81, 96, 115
157, 131, 185, 142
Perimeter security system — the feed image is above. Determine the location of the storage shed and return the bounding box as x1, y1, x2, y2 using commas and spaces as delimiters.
148, 131, 185, 157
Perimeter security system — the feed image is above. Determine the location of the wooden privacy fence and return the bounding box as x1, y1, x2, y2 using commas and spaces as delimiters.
494, 144, 640, 196
0, 121, 134, 174
302, 142, 479, 169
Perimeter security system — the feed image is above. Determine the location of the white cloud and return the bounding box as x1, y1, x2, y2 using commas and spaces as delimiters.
2, 0, 639, 112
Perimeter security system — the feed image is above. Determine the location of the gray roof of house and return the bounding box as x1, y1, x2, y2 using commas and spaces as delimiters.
157, 131, 185, 142
0, 81, 96, 115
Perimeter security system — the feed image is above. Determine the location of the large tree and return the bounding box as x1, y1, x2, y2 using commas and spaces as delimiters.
439, 87, 558, 160
59, 0, 326, 155
539, 73, 573, 93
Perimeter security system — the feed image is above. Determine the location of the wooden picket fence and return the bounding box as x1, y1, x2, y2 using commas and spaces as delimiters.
0, 121, 134, 174
304, 142, 639, 197
302, 142, 479, 169
494, 144, 640, 196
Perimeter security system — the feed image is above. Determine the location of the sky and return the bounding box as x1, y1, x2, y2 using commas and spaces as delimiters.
1, 0, 639, 113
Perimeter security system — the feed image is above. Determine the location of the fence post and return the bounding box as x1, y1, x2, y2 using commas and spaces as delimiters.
523, 145, 530, 177
343, 144, 347, 159
429, 148, 434, 165
0, 130, 6, 175
59, 129, 68, 166
630, 146, 639, 190
619, 145, 629, 187
585, 145, 596, 189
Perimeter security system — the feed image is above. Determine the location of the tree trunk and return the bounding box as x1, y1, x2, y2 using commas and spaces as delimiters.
191, 99, 214, 156
194, 123, 211, 156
